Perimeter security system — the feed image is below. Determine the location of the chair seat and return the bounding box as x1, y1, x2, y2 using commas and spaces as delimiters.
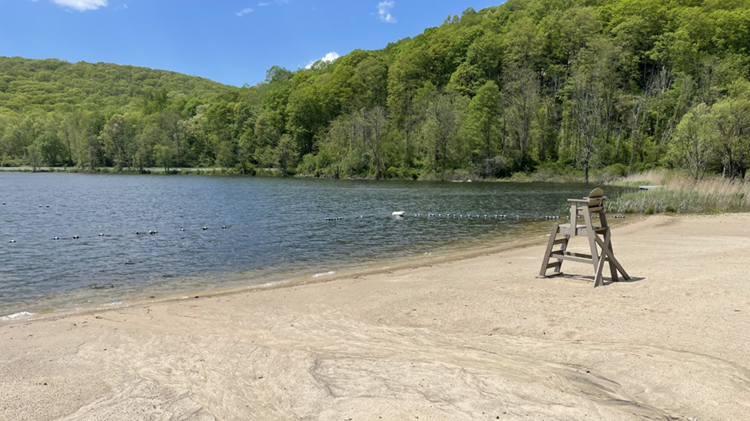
558, 224, 608, 234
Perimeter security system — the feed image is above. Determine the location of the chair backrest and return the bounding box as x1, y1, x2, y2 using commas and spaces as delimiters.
586, 188, 605, 208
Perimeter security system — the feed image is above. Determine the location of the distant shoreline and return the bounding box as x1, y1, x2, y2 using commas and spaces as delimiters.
0, 166, 609, 184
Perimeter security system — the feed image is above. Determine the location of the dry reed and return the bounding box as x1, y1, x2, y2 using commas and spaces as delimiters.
607, 170, 750, 214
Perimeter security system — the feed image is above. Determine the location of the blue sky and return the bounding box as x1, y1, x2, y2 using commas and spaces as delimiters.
1, 0, 504, 86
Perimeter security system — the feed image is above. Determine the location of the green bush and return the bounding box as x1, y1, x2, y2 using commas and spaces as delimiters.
528, 162, 582, 183
509, 172, 532, 182
596, 163, 629, 183
384, 166, 401, 179
1, 154, 23, 167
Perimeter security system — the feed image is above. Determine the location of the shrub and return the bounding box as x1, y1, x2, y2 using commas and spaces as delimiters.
595, 163, 629, 184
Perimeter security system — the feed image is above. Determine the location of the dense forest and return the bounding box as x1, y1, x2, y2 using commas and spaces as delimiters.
2, 0, 750, 181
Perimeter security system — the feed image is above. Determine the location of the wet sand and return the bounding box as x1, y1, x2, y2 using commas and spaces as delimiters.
1, 214, 749, 420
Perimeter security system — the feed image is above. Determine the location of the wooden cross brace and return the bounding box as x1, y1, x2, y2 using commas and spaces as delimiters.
592, 228, 629, 287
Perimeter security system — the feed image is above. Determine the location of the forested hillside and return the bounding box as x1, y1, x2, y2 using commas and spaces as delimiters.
0, 57, 231, 112
2, 0, 750, 181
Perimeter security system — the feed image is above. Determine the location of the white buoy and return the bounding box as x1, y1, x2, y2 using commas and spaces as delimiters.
392, 211, 405, 217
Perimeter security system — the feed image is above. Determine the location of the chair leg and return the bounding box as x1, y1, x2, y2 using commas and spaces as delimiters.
582, 210, 600, 287
606, 230, 619, 282
593, 245, 607, 287
556, 235, 569, 274
538, 223, 559, 277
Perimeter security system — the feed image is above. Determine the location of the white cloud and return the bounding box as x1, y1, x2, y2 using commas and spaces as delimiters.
51, 0, 108, 11
236, 7, 254, 17
305, 52, 340, 69
258, 2, 270, 6
377, 1, 396, 23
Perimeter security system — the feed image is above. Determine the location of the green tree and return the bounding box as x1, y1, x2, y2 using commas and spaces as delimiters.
153, 143, 176, 172
421, 91, 467, 180
25, 141, 43, 172
712, 96, 750, 179
504, 65, 540, 165
462, 81, 504, 177
100, 114, 131, 170
320, 113, 358, 178
37, 130, 66, 166
216, 140, 235, 169
669, 103, 716, 180
569, 59, 602, 184
276, 134, 297, 177
357, 106, 391, 180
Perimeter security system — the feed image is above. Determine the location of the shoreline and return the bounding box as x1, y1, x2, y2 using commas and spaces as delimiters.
3, 213, 748, 420
0, 166, 613, 184
1, 216, 642, 326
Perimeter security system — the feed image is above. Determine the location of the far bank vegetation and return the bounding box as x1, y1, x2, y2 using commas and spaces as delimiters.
2, 0, 750, 186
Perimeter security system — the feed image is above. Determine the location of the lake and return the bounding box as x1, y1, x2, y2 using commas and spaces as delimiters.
0, 173, 625, 318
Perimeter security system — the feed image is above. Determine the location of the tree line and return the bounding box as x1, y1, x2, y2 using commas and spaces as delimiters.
2, 0, 750, 181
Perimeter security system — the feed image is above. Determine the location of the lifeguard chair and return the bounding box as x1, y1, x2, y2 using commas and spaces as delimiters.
538, 188, 630, 287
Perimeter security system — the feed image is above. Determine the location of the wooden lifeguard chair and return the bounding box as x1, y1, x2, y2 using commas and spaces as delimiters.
538, 188, 630, 287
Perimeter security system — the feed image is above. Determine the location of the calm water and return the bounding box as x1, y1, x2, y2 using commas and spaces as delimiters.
0, 173, 623, 317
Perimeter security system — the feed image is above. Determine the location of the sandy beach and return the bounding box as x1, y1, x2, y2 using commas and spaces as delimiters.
2, 213, 749, 420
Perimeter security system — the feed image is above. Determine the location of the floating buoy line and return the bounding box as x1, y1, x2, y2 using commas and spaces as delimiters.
326, 212, 624, 222
4, 224, 237, 244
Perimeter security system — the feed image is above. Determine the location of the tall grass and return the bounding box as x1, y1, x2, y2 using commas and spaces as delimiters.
606, 170, 750, 214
